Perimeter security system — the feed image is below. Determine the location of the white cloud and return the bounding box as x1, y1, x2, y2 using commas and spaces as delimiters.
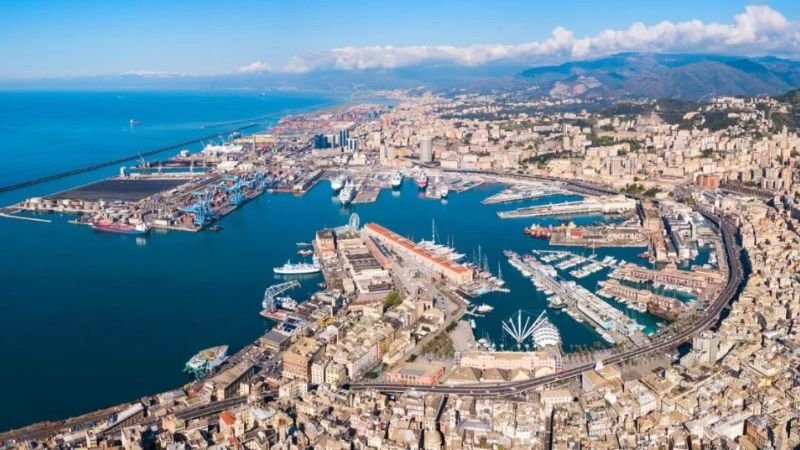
280, 5, 800, 73
235, 61, 271, 74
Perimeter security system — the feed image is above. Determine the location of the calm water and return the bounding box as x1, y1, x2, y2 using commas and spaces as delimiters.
0, 91, 692, 431
0, 90, 340, 430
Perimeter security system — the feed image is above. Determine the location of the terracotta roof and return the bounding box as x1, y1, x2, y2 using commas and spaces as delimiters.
364, 223, 470, 274
220, 410, 236, 426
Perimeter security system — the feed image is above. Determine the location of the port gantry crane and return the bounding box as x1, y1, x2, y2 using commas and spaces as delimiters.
180, 190, 214, 226
219, 175, 245, 206
262, 280, 302, 311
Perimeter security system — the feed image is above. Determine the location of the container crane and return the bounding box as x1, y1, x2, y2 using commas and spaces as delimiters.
180, 190, 214, 226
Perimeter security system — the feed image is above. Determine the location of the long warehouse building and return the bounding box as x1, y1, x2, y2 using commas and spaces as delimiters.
363, 222, 473, 285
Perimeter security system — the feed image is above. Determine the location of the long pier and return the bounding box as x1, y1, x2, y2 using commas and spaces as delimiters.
0, 123, 259, 194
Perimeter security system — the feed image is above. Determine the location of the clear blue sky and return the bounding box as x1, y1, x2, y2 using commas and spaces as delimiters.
1, 0, 799, 79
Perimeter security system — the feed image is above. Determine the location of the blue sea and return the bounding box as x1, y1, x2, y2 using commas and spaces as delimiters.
0, 91, 683, 432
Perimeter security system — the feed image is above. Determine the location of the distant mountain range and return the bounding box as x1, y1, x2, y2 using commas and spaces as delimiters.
4, 52, 800, 101
520, 53, 800, 100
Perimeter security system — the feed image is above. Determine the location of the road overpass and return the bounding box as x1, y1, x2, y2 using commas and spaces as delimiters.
349, 208, 745, 398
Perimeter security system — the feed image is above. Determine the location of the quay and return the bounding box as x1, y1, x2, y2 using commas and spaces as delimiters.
497, 195, 636, 219
481, 185, 565, 204
548, 225, 649, 247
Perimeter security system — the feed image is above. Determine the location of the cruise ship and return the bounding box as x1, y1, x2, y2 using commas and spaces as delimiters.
330, 174, 346, 192
391, 171, 403, 189
184, 345, 228, 378
415, 173, 428, 189
338, 181, 356, 205
91, 219, 149, 236
274, 257, 321, 275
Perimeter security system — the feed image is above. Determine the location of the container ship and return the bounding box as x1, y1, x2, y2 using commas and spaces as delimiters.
91, 219, 149, 236
415, 173, 428, 189
184, 345, 228, 378
274, 257, 321, 275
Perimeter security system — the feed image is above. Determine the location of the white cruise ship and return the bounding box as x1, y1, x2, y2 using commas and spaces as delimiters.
338, 181, 356, 205
274, 257, 321, 275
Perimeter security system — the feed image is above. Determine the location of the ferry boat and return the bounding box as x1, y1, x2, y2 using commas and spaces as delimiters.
184, 345, 228, 378
415, 173, 428, 189
91, 219, 149, 236
273, 257, 321, 275
476, 303, 494, 313
330, 174, 346, 192
391, 171, 403, 188
338, 182, 356, 205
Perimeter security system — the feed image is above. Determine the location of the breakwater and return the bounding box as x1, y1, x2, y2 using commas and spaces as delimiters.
0, 123, 258, 194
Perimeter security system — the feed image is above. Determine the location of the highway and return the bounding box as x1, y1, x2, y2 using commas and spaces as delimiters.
349, 208, 745, 398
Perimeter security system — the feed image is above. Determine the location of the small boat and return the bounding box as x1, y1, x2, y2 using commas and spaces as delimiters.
470, 319, 477, 329
297, 249, 314, 256
296, 242, 312, 247
439, 186, 449, 199
208, 224, 222, 232
476, 303, 494, 313
547, 296, 566, 309
129, 119, 141, 127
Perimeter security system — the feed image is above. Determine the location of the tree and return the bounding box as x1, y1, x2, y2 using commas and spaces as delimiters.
382, 291, 403, 309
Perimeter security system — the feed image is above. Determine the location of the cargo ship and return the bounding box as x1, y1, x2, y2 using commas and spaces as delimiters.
91, 219, 149, 236
391, 171, 403, 188
415, 173, 428, 189
274, 257, 321, 275
184, 345, 228, 378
